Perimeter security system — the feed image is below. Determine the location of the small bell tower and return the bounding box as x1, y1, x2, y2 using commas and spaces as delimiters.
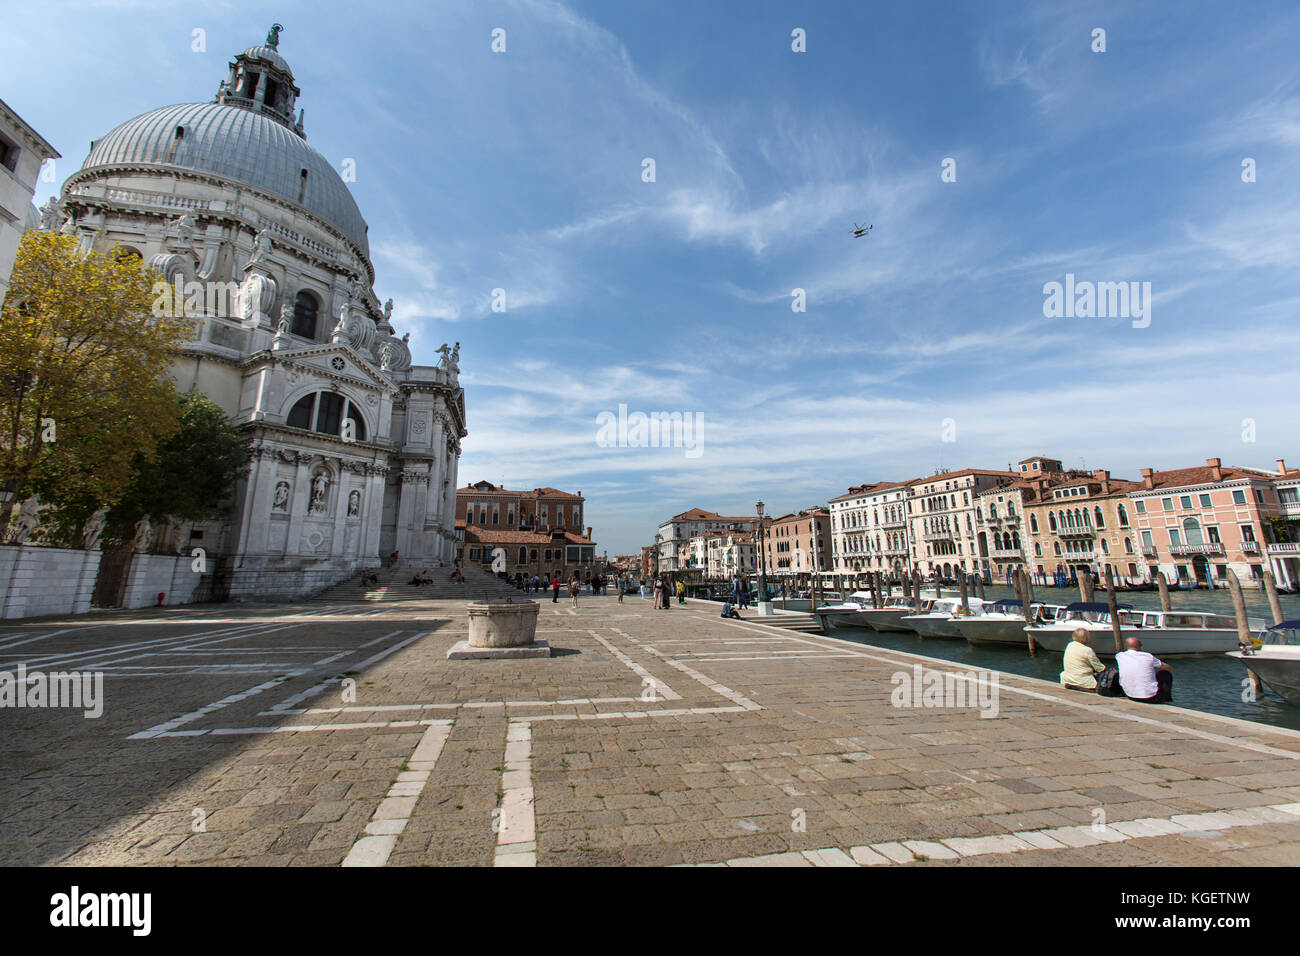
215, 24, 303, 135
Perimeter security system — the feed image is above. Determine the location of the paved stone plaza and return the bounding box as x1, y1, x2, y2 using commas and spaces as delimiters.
4, 593, 1300, 867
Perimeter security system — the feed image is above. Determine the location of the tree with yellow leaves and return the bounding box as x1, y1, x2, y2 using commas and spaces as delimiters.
0, 231, 192, 543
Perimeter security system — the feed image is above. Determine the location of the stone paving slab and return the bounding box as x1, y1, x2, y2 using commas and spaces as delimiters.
3, 595, 1300, 866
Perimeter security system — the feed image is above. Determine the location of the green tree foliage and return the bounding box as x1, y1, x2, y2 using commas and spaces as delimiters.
0, 232, 190, 540
104, 391, 249, 544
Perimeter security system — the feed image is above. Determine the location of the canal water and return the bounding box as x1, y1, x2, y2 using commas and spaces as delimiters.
778, 584, 1300, 731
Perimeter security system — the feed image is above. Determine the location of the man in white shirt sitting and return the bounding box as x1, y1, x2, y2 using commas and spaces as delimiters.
1115, 637, 1173, 703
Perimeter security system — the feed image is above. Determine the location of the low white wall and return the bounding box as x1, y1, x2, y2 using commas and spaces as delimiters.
121, 553, 208, 609
0, 544, 101, 620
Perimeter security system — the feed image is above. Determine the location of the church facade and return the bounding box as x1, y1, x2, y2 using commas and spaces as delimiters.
43, 27, 466, 599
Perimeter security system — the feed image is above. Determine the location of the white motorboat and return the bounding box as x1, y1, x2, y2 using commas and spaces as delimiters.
856, 595, 931, 631
1231, 621, 1300, 704
1028, 603, 1258, 657
900, 597, 988, 638
951, 599, 1060, 647
815, 591, 875, 629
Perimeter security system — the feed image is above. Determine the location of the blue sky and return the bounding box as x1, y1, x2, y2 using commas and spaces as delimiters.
4, 0, 1299, 555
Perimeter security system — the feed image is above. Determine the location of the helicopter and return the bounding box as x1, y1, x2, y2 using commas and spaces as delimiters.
852, 223, 872, 239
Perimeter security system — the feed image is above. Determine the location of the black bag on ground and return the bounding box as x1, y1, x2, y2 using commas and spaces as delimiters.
1095, 666, 1124, 697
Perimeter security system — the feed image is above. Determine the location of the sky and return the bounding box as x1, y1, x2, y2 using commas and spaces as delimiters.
3, 0, 1299, 555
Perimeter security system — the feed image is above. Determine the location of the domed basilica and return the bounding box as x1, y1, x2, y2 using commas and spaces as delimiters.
41, 26, 467, 599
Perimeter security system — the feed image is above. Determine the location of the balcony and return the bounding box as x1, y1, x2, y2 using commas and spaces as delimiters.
988, 548, 1024, 561
883, 545, 909, 555
1241, 540, 1261, 554
1169, 542, 1225, 557
880, 518, 907, 530
1266, 542, 1300, 555
1057, 527, 1095, 539
1141, 545, 1158, 559
923, 530, 953, 542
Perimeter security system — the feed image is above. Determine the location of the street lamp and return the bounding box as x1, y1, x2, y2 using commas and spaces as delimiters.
756, 501, 769, 614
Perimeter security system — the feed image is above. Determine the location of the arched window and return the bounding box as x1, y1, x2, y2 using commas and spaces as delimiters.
1124, 538, 1133, 553
1094, 507, 1104, 529
285, 391, 366, 440
1117, 504, 1129, 527
1049, 512, 1057, 532
1030, 514, 1039, 533
292, 290, 320, 339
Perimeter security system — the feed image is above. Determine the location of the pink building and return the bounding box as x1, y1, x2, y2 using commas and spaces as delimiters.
1127, 458, 1278, 588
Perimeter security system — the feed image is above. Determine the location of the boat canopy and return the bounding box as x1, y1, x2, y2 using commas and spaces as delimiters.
990, 598, 1022, 608
1063, 602, 1131, 613
1268, 620, 1300, 630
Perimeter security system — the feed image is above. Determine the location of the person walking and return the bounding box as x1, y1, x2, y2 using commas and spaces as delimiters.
639, 579, 647, 600
551, 574, 560, 603
569, 573, 581, 607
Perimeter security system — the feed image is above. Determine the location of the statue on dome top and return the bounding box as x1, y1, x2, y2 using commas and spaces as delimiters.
266, 23, 284, 49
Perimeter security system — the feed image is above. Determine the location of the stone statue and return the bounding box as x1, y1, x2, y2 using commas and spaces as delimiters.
11, 496, 40, 543
167, 213, 197, 243
449, 342, 460, 373
437, 343, 451, 368
273, 481, 290, 511
266, 23, 283, 48
38, 198, 60, 231
377, 341, 396, 371
170, 520, 191, 555
59, 214, 77, 236
383, 298, 394, 323
309, 474, 329, 514
246, 227, 273, 269
349, 275, 364, 304
132, 516, 153, 552
348, 490, 360, 516
81, 508, 108, 550
277, 304, 293, 336
402, 332, 410, 344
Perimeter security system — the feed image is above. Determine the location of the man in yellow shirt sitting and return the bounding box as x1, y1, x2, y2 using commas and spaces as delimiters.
1060, 628, 1107, 690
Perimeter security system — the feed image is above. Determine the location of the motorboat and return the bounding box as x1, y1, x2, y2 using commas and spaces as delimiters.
856, 595, 931, 631
1028, 604, 1257, 657
1231, 621, 1300, 704
900, 597, 988, 638
814, 591, 875, 629
952, 599, 1060, 647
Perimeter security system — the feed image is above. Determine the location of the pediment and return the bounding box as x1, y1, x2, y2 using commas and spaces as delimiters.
244, 342, 397, 394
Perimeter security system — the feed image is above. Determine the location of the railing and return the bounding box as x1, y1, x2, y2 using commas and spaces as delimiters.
1141, 545, 1158, 558
1169, 542, 1225, 557
1241, 540, 1261, 554
988, 548, 1024, 560
880, 518, 906, 529
1266, 542, 1300, 555
923, 530, 953, 542
1057, 527, 1095, 538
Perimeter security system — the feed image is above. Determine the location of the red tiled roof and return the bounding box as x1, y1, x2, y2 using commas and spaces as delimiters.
1138, 465, 1260, 490
464, 528, 595, 546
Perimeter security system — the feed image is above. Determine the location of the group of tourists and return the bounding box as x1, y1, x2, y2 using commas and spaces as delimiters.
1060, 628, 1174, 704
408, 570, 433, 586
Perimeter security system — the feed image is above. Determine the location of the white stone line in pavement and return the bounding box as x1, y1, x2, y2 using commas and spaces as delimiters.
5, 619, 293, 670
612, 629, 762, 711
127, 671, 306, 740
526, 705, 749, 723
342, 719, 455, 867
711, 616, 1300, 760
702, 803, 1300, 867
270, 696, 651, 717
150, 717, 447, 738
0, 628, 79, 653
495, 721, 536, 867
676, 653, 862, 662
585, 629, 682, 701
264, 631, 414, 714
127, 630, 419, 738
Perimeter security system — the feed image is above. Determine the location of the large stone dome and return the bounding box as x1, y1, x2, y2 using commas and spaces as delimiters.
79, 101, 369, 255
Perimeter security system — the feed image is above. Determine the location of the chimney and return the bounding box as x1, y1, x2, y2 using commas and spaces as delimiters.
1093, 468, 1110, 494
1277, 459, 1288, 475
1207, 457, 1222, 482
586, 526, 593, 540
1141, 468, 1154, 490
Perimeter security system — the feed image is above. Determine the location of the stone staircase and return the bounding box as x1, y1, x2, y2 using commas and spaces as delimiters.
308, 566, 520, 603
